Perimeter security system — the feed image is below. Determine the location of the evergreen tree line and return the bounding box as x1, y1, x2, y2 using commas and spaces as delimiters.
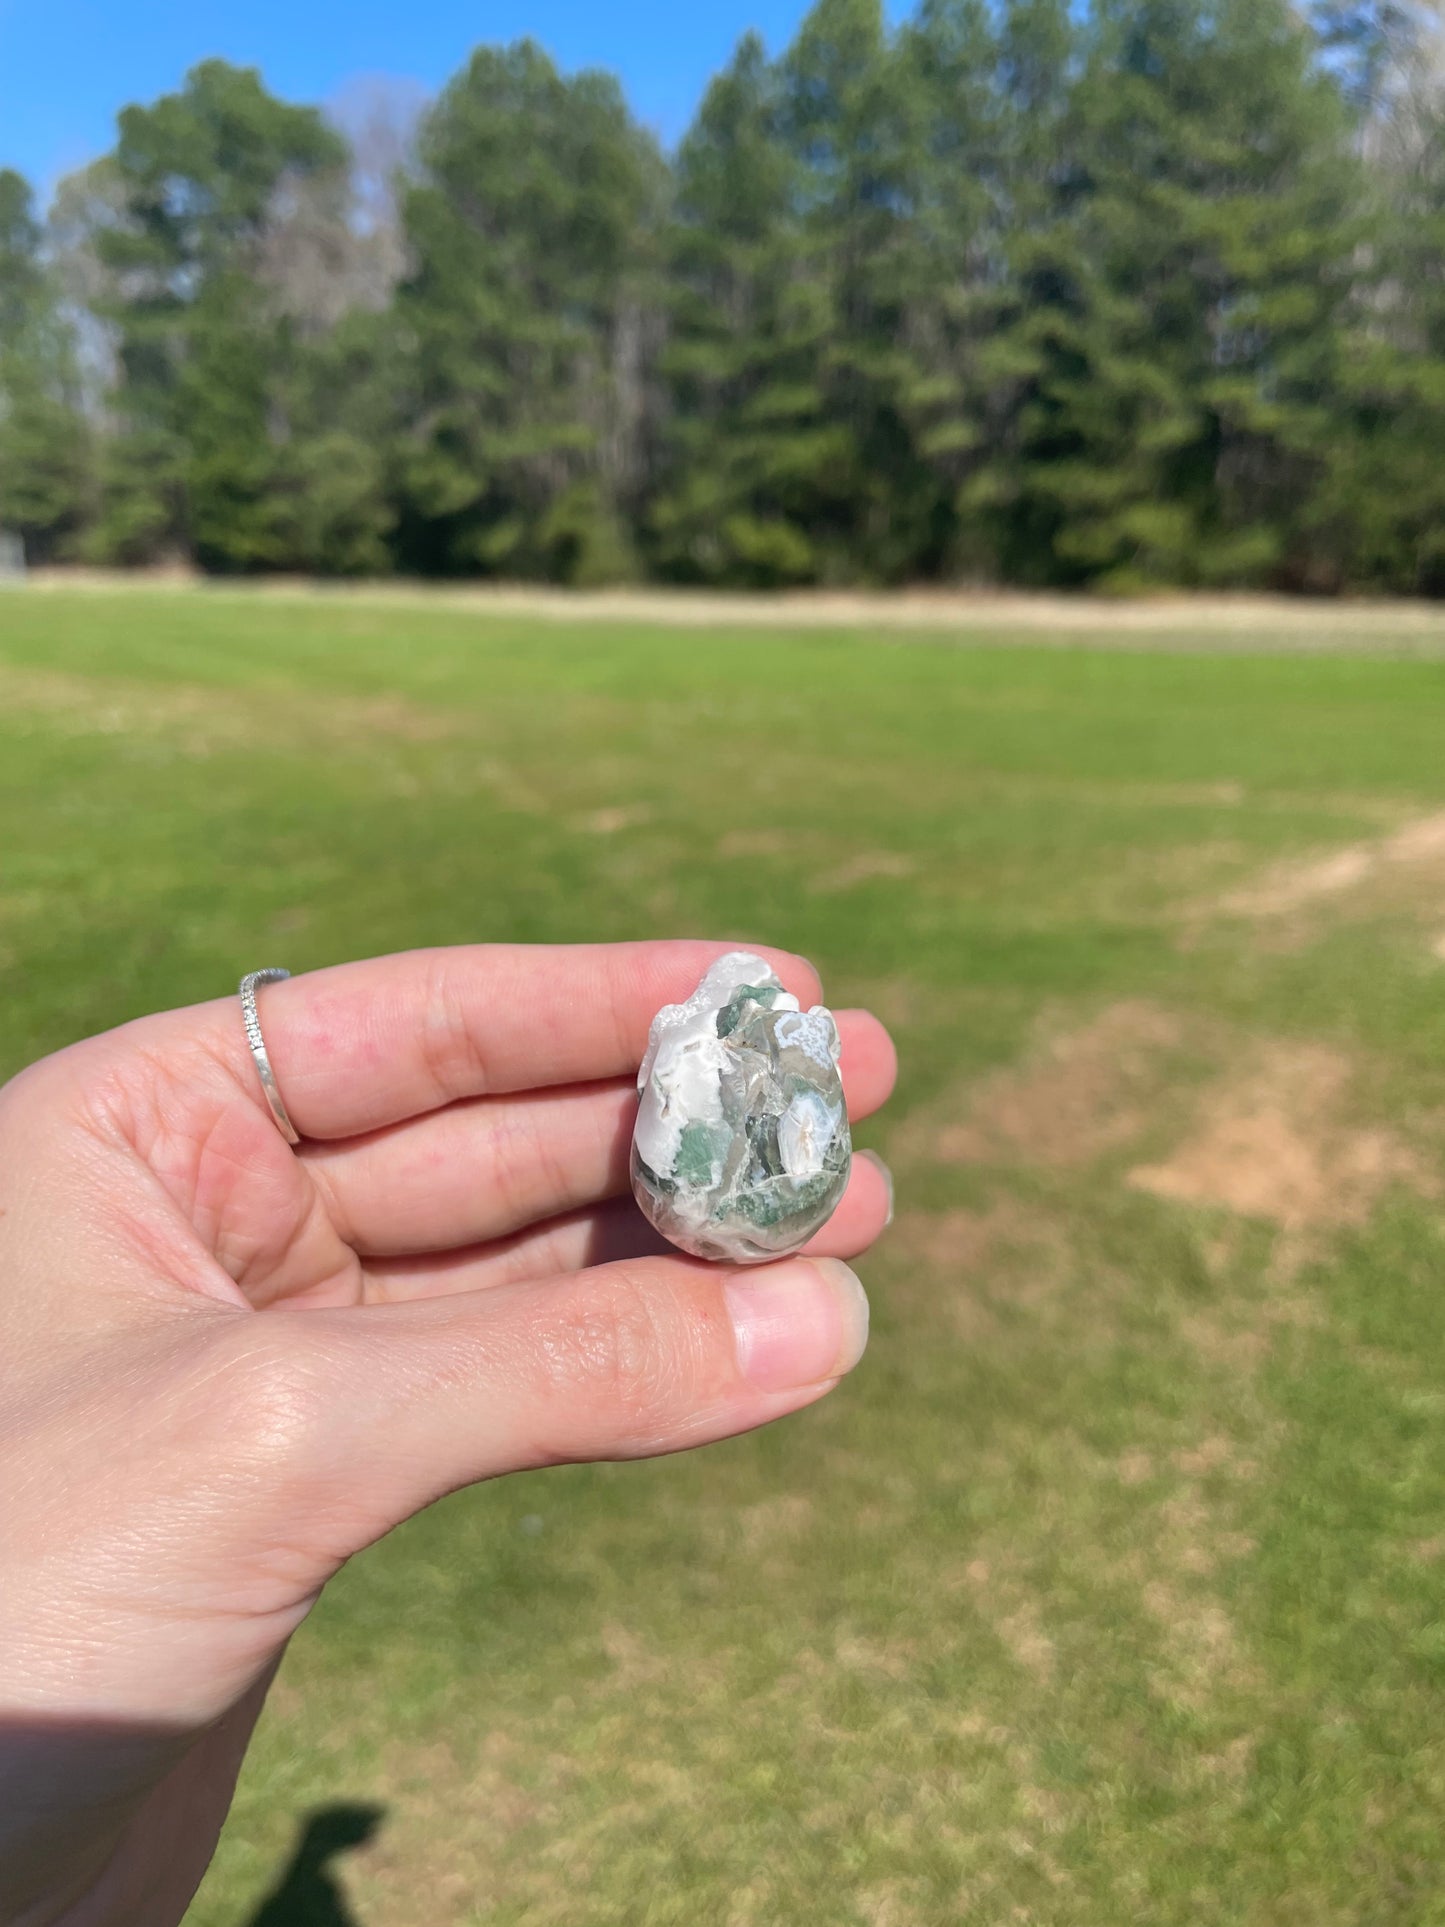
2, 0, 1444, 593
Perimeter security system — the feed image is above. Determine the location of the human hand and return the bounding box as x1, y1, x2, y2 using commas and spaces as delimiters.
0, 942, 895, 1926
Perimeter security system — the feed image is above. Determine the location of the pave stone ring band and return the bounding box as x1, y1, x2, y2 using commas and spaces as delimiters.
239, 968, 301, 1145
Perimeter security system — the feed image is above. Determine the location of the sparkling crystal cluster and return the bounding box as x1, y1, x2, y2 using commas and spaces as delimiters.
631, 952, 851, 1263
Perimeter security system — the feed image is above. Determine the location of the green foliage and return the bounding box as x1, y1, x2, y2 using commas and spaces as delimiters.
0, 170, 89, 559
1318, 70, 1445, 593
1001, 0, 1358, 591
4, 5, 1445, 589
83, 61, 349, 570
394, 41, 663, 581
652, 34, 814, 584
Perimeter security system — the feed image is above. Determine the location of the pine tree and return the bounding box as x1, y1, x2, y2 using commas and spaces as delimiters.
0, 170, 90, 562
960, 0, 1089, 583
80, 61, 346, 568
396, 42, 665, 581
653, 34, 821, 584
1313, 7, 1445, 590
255, 116, 412, 576
891, 0, 1002, 575
662, 0, 948, 587
16, 7, 1445, 594
975, 0, 1360, 589
780, 0, 933, 580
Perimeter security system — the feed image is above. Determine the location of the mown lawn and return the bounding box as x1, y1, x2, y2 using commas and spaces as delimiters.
4, 586, 1445, 1926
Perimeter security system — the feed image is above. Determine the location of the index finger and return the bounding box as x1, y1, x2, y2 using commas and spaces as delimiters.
186, 941, 827, 1140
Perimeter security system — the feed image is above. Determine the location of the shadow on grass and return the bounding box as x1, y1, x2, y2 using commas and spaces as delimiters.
244, 1804, 385, 1927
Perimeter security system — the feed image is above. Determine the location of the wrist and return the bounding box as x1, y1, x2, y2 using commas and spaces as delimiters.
0, 1668, 279, 1927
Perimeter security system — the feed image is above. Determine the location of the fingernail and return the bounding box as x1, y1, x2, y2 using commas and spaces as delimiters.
857, 1149, 895, 1227
725, 1259, 870, 1392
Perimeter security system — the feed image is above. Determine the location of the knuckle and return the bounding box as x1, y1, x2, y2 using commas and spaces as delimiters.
486, 1098, 597, 1226
418, 952, 490, 1101
533, 1272, 688, 1444
482, 1106, 546, 1223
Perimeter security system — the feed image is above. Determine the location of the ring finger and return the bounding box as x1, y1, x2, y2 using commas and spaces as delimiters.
361, 1148, 895, 1303
303, 1009, 897, 1258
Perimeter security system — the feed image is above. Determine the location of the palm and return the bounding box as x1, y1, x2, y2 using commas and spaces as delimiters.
1, 943, 894, 1927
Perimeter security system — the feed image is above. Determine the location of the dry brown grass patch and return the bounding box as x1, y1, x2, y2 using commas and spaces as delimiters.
736, 1492, 815, 1555
959, 1561, 1058, 1682
1115, 1449, 1155, 1486
599, 1620, 670, 1689
713, 826, 795, 859
1217, 808, 1445, 919
1117, 1475, 1261, 1708
886, 1201, 1076, 1342
572, 803, 653, 834
892, 994, 1432, 1245
889, 1203, 1027, 1274
898, 1001, 1185, 1172
1140, 1580, 1248, 1709
32, 569, 1445, 646
0, 661, 464, 753
809, 850, 917, 893
1128, 1042, 1427, 1230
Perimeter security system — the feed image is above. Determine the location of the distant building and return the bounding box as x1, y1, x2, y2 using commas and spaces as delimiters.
0, 531, 25, 578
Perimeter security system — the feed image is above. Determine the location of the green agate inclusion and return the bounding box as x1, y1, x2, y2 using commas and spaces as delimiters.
715, 981, 784, 1037
631, 952, 851, 1263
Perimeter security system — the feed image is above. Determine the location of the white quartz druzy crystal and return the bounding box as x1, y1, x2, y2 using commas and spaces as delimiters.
631, 952, 851, 1263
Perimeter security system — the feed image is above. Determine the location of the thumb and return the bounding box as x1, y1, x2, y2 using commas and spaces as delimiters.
289, 1254, 870, 1546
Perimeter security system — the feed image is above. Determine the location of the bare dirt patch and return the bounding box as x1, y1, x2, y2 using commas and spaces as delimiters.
572, 803, 652, 835
1219, 810, 1445, 918
898, 999, 1433, 1240
1128, 1043, 1427, 1230
899, 1002, 1185, 1171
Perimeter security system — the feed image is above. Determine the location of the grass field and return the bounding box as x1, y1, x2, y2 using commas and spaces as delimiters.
5, 586, 1445, 1926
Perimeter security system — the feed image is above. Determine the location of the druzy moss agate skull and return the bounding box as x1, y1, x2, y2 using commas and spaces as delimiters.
631, 952, 851, 1263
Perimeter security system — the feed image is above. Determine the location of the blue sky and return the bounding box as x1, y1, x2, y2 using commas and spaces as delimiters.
0, 0, 829, 194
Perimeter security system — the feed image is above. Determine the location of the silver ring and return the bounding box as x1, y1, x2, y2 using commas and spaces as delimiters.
239, 969, 301, 1145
